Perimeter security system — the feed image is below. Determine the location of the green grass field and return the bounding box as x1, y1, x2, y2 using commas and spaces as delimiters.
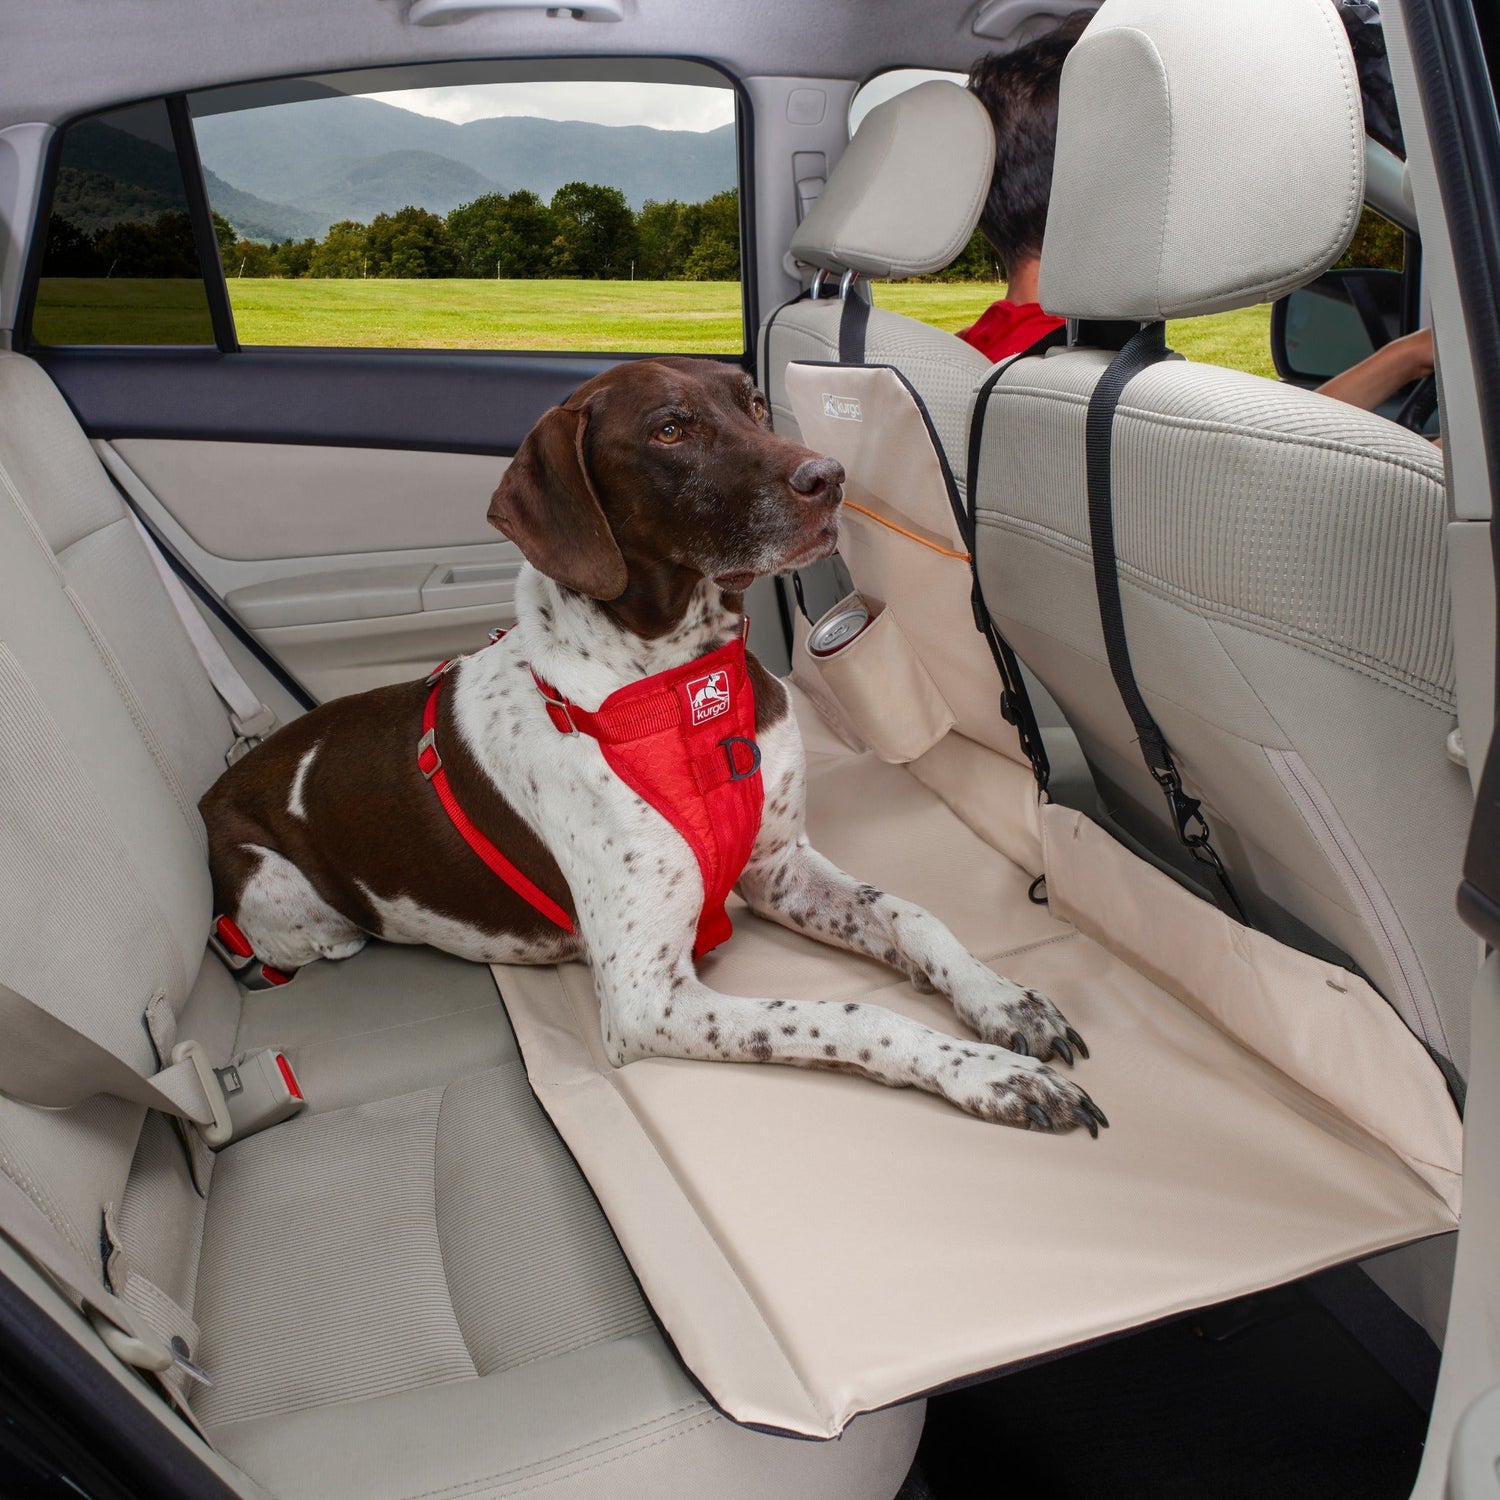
35, 275, 1276, 377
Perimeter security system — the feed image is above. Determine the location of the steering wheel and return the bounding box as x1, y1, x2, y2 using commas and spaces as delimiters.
1395, 372, 1439, 433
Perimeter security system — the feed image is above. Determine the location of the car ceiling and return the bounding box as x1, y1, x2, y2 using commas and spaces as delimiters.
0, 0, 1058, 129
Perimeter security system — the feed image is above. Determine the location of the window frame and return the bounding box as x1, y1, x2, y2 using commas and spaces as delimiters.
18, 55, 757, 365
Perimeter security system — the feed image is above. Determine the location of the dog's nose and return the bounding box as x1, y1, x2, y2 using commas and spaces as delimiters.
789, 456, 844, 499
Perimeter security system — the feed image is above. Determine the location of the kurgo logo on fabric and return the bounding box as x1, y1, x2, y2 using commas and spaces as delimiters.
687, 669, 732, 724
822, 392, 862, 422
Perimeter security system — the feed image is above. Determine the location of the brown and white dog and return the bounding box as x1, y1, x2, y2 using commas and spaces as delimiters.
201, 358, 1105, 1134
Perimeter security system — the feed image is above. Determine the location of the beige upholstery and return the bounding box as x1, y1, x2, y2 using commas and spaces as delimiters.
0, 347, 923, 1499
1039, 0, 1366, 320
789, 80, 994, 281
973, 0, 1475, 1072
760, 77, 993, 458
486, 366, 1460, 1439
493, 688, 1460, 1438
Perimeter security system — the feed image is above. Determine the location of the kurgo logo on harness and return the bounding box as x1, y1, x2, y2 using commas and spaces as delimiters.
420, 634, 763, 961
687, 669, 731, 725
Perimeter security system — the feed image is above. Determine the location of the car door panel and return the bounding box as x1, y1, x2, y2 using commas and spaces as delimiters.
98, 437, 525, 698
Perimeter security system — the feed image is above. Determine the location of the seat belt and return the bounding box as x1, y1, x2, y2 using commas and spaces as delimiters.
0, 978, 233, 1145
0, 1169, 212, 1440
964, 326, 1071, 796
1084, 321, 1247, 922
126, 514, 277, 764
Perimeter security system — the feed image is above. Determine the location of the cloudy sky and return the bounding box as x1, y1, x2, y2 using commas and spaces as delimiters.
368, 81, 734, 132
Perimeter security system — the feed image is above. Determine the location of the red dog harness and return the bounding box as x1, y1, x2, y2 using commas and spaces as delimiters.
420, 633, 763, 959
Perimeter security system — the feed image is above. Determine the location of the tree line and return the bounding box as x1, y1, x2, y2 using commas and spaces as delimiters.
45, 182, 744, 282
44, 178, 1015, 284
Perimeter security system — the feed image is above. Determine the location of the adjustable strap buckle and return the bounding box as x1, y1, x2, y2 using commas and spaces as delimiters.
424, 658, 458, 688
417, 728, 442, 778
533, 676, 579, 735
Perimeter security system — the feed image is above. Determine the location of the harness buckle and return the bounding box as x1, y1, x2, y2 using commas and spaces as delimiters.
417, 728, 443, 778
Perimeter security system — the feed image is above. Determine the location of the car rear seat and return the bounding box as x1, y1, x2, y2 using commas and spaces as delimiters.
0, 348, 923, 1500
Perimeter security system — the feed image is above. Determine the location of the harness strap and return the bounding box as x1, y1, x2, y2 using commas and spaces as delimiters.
1084, 322, 1246, 922
419, 670, 575, 933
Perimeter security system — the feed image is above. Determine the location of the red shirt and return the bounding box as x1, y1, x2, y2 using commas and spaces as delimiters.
958, 299, 1066, 362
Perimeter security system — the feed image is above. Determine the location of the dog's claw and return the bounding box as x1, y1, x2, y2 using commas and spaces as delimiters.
1009, 1031, 1031, 1057
1072, 1104, 1100, 1139
1024, 1101, 1053, 1131
1065, 1026, 1089, 1060
1082, 1098, 1109, 1130
1050, 1035, 1074, 1067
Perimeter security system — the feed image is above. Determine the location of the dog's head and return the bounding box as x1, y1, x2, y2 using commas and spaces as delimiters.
487, 358, 843, 636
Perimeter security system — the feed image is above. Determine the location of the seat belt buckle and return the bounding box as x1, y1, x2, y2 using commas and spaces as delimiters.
209, 915, 255, 973
214, 1048, 306, 1143
210, 916, 297, 989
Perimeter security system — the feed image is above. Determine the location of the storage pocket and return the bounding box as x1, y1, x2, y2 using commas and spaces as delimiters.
792, 594, 954, 764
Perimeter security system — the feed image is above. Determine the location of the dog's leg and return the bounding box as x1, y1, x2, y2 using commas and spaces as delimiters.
740, 842, 1085, 1064
601, 962, 1104, 1134
740, 718, 1085, 1064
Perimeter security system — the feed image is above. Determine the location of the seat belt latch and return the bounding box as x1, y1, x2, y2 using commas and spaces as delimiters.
214, 1048, 306, 1143
210, 915, 298, 989
227, 704, 278, 766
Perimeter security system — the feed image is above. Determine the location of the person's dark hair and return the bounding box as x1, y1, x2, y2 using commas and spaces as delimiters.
967, 10, 1093, 276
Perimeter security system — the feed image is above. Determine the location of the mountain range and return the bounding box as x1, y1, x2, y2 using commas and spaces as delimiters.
191, 94, 737, 241
57, 95, 737, 246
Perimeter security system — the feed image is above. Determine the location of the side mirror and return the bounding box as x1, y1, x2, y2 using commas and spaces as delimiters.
1270, 267, 1405, 385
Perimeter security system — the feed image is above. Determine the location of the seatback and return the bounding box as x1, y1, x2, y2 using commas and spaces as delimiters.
758, 80, 992, 470
970, 0, 1476, 1073
0, 350, 238, 1332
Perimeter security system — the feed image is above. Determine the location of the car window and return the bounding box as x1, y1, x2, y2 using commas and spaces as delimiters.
187, 61, 743, 354
29, 98, 218, 346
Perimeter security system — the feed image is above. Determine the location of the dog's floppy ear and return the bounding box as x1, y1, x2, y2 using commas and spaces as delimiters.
487, 402, 627, 600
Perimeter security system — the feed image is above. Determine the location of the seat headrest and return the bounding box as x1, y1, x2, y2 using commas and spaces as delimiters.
1038, 0, 1366, 321
790, 81, 996, 280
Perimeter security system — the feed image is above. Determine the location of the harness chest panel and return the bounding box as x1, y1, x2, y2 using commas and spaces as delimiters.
541, 636, 763, 960
423, 636, 763, 960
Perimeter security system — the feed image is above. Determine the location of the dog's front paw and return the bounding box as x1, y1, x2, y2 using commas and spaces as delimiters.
952, 976, 1089, 1066
932, 1049, 1108, 1136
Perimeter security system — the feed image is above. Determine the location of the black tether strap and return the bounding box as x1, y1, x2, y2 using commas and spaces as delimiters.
838, 286, 870, 363
1085, 322, 1246, 922
964, 326, 1070, 795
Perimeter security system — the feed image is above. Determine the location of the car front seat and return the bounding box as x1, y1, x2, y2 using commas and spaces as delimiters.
758, 78, 994, 472
968, 0, 1476, 1079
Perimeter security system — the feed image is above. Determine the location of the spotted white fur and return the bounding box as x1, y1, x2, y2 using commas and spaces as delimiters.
354, 881, 580, 966
240, 563, 1103, 1133
238, 844, 366, 968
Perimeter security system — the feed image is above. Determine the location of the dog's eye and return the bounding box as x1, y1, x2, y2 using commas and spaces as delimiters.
655, 422, 684, 444
750, 395, 769, 421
